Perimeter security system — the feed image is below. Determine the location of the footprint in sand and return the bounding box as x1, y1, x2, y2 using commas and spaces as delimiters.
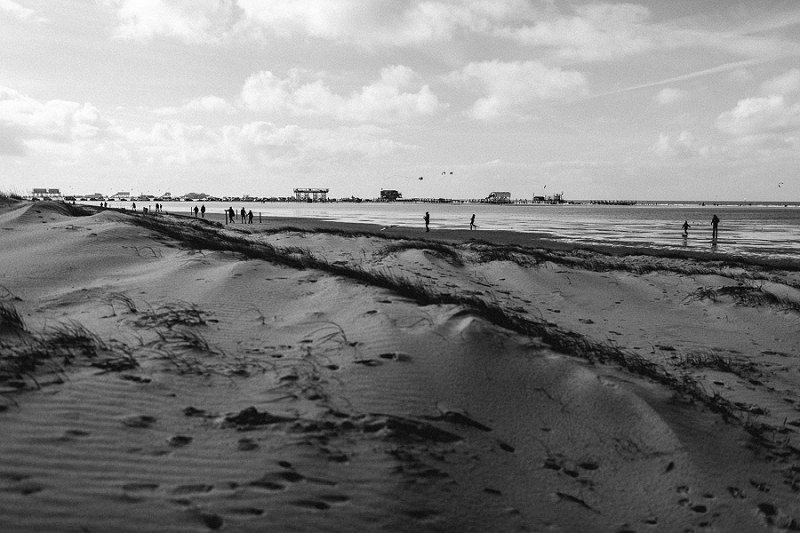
172, 484, 214, 495
290, 499, 331, 510
122, 483, 159, 492
166, 435, 192, 447
121, 414, 157, 428
237, 437, 259, 451
318, 494, 349, 504
378, 352, 412, 362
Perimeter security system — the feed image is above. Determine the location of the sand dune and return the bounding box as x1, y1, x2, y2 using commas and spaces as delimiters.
1, 201, 800, 532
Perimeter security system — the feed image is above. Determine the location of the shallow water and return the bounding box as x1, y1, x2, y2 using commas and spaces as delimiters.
107, 200, 800, 260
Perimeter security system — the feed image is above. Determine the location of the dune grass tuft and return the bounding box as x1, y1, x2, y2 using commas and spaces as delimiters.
0, 303, 138, 389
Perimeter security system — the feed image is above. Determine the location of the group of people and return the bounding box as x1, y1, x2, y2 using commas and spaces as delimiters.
682, 214, 721, 239
117, 201, 165, 213
192, 204, 206, 218
225, 207, 254, 224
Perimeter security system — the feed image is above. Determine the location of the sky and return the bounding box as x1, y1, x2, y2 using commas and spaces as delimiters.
1, 0, 799, 202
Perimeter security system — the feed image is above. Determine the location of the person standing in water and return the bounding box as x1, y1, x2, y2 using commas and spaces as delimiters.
424, 211, 430, 232
711, 214, 720, 239
682, 220, 690, 237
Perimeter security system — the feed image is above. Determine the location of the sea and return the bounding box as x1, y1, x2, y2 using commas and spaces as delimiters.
107, 200, 800, 261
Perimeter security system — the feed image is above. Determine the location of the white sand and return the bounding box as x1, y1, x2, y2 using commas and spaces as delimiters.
1, 201, 799, 532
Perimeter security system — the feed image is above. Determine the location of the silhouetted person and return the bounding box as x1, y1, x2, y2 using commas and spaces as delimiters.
228, 207, 235, 224
711, 214, 720, 239
132, 202, 136, 211
247, 210, 253, 224
200, 204, 205, 218
424, 211, 430, 232
193, 205, 199, 217
470, 214, 476, 230
682, 220, 690, 237
240, 207, 246, 223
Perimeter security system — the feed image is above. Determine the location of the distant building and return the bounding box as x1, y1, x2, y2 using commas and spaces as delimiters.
31, 188, 62, 200
294, 188, 329, 202
111, 191, 130, 200
380, 189, 402, 201
486, 191, 511, 203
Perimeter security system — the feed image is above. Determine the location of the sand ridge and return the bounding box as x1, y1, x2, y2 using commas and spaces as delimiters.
1, 201, 800, 532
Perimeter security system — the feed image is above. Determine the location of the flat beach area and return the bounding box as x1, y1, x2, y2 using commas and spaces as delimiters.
2, 200, 800, 532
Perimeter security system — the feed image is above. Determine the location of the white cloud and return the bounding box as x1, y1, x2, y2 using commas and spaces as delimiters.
716, 95, 800, 137
650, 131, 706, 159
105, 0, 540, 46
236, 0, 539, 46
0, 82, 412, 167
654, 87, 688, 105
155, 96, 237, 115
108, 0, 239, 43
760, 68, 800, 97
505, 3, 654, 62
0, 0, 40, 21
450, 60, 586, 119
123, 120, 412, 167
0, 87, 113, 155
241, 65, 441, 122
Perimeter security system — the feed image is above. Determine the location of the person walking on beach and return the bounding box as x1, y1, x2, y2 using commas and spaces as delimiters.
132, 202, 136, 211
424, 211, 430, 232
711, 214, 720, 239
240, 207, 246, 223
228, 207, 235, 224
470, 214, 476, 230
193, 205, 199, 217
247, 210, 253, 224
682, 220, 690, 237
200, 204, 205, 218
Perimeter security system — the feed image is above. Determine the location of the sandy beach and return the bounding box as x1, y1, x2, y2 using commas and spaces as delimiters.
2, 199, 800, 532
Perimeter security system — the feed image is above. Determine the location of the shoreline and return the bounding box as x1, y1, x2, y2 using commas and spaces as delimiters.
168, 208, 800, 271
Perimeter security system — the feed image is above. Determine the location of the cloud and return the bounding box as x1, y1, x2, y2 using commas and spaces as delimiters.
121, 120, 411, 168
505, 3, 654, 62
654, 88, 688, 105
449, 60, 586, 119
0, 0, 43, 21
155, 95, 237, 115
649, 130, 706, 159
241, 65, 441, 122
760, 68, 800, 97
108, 0, 240, 43
501, 3, 800, 65
716, 95, 800, 137
0, 87, 113, 155
233, 0, 542, 46
106, 0, 539, 46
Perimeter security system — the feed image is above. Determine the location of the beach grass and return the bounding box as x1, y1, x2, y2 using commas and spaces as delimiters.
0, 302, 138, 389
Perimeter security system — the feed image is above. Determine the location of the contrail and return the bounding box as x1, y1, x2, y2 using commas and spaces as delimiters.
582, 58, 762, 100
